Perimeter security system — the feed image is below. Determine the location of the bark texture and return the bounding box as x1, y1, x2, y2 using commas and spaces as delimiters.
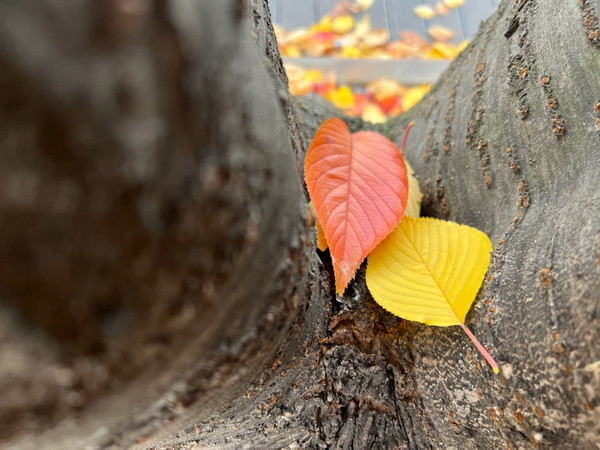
1, 0, 599, 449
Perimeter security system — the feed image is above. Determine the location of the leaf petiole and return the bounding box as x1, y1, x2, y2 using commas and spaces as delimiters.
460, 323, 500, 374
399, 121, 415, 154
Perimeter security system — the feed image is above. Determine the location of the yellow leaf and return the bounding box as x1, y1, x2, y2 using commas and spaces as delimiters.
366, 217, 498, 372
366, 217, 491, 326
331, 15, 355, 34
309, 201, 329, 251
316, 220, 328, 251
413, 5, 436, 20
455, 39, 470, 54
365, 49, 394, 60
443, 0, 465, 8
404, 161, 422, 218
281, 45, 302, 58
429, 42, 464, 59
340, 46, 362, 58
424, 48, 446, 60
325, 85, 355, 110
361, 103, 387, 124
303, 69, 324, 83
402, 85, 430, 111
309, 16, 332, 33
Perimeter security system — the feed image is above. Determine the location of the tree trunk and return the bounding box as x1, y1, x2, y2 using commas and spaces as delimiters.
1, 0, 598, 448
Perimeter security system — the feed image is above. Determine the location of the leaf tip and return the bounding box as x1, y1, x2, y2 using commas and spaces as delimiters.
334, 260, 355, 295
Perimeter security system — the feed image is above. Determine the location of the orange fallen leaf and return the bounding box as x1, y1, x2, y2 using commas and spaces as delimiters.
398, 31, 429, 51
376, 96, 402, 116
385, 41, 415, 58
435, 2, 450, 15
304, 118, 409, 293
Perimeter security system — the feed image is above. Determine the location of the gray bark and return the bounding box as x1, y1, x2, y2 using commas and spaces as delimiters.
1, 0, 599, 449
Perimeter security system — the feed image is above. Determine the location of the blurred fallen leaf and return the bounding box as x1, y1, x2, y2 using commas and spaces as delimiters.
398, 31, 429, 51
362, 28, 390, 48
276, 11, 467, 61
455, 39, 469, 54
402, 85, 431, 111
331, 15, 355, 34
354, 15, 372, 38
302, 31, 336, 56
283, 64, 305, 83
281, 45, 302, 58
309, 16, 332, 34
348, 92, 370, 116
329, 2, 352, 18
443, 0, 466, 8
435, 2, 450, 15
367, 78, 406, 101
325, 85, 356, 110
385, 41, 414, 58
377, 96, 402, 116
281, 28, 309, 46
361, 103, 387, 123
340, 45, 362, 58
413, 5, 436, 20
427, 42, 457, 59
329, 1, 363, 17
273, 24, 285, 41
367, 49, 394, 59
428, 25, 456, 42
356, 0, 375, 12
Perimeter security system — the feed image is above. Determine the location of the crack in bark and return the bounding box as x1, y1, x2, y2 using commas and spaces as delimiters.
442, 86, 457, 155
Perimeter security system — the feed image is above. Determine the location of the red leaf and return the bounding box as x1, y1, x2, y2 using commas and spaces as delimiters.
304, 118, 409, 294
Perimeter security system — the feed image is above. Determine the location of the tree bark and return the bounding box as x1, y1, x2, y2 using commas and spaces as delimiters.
1, 0, 599, 448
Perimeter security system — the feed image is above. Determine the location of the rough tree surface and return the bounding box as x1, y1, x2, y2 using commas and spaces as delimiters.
0, 0, 599, 449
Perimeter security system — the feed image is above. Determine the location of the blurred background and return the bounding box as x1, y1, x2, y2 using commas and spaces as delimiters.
268, 0, 498, 122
